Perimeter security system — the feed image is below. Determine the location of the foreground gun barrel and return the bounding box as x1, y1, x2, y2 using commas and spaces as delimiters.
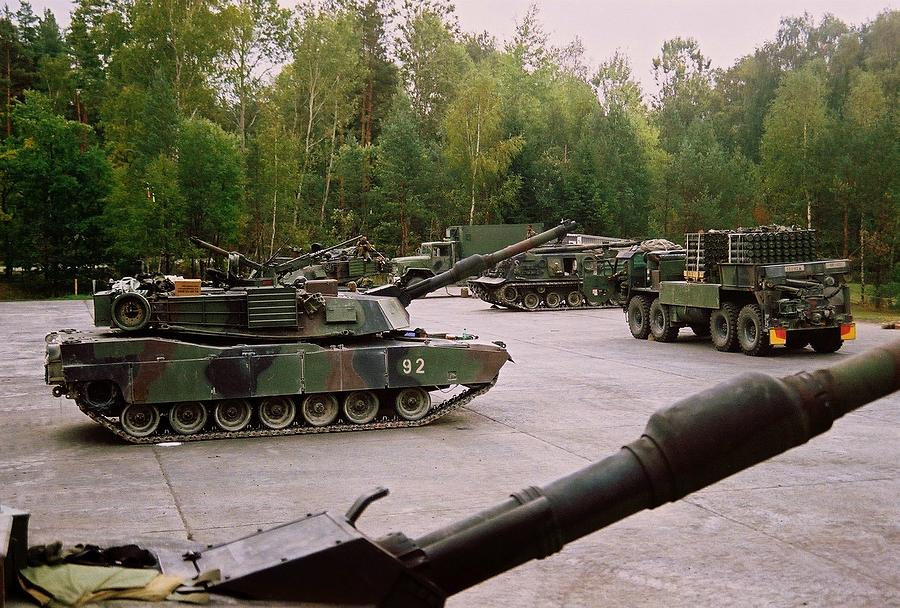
399, 220, 576, 303
405, 341, 900, 596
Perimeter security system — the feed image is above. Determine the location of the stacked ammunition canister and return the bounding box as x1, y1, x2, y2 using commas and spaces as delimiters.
683, 227, 818, 281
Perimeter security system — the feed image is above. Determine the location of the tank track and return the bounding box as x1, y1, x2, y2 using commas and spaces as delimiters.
469, 280, 619, 311
75, 382, 495, 444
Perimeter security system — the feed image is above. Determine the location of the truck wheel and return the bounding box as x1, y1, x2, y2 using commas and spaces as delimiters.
710, 303, 739, 352
737, 304, 771, 356
649, 299, 679, 342
809, 328, 843, 353
627, 296, 652, 339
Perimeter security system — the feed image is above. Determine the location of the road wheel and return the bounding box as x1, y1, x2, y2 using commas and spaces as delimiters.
213, 399, 252, 432
301, 394, 338, 427
710, 303, 739, 352
522, 292, 540, 310
567, 291, 583, 307
120, 404, 160, 438
809, 328, 843, 353
545, 292, 561, 308
169, 402, 208, 435
649, 299, 679, 342
627, 295, 651, 339
395, 388, 431, 421
737, 304, 771, 356
343, 391, 379, 424
500, 285, 519, 304
259, 397, 296, 429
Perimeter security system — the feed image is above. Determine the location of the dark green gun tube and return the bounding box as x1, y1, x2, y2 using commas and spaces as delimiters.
411, 342, 900, 596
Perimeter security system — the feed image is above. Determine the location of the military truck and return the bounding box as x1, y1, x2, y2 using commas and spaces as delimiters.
392, 224, 543, 286
468, 239, 637, 310
615, 227, 856, 356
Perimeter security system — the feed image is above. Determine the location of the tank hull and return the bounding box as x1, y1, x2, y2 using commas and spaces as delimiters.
468, 277, 620, 310
46, 331, 509, 443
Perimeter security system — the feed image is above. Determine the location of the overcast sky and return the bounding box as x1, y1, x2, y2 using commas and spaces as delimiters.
16, 0, 898, 89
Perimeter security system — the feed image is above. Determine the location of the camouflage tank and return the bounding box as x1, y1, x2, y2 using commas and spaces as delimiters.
44, 222, 574, 443
468, 238, 637, 310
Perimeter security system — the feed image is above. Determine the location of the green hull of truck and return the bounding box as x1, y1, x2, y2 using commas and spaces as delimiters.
614, 240, 856, 356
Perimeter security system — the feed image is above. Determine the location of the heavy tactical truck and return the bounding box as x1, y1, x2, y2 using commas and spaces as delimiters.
44, 222, 574, 442
617, 228, 856, 356
392, 223, 543, 286
468, 238, 637, 310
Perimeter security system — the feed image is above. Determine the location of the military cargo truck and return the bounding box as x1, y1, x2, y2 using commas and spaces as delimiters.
392, 224, 543, 286
615, 227, 856, 356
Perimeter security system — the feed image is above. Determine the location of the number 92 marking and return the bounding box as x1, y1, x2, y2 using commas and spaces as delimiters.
401, 358, 425, 374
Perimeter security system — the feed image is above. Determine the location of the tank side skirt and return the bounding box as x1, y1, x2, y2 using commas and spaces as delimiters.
74, 380, 495, 444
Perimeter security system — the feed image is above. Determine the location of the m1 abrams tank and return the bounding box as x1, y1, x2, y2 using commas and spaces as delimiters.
468, 237, 637, 310
43, 222, 573, 443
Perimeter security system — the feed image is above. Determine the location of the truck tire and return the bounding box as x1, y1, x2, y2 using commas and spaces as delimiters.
627, 295, 651, 339
737, 304, 771, 356
710, 303, 739, 352
809, 328, 843, 353
649, 299, 679, 342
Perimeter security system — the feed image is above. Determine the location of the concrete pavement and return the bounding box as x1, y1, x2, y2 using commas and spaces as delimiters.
1, 296, 898, 606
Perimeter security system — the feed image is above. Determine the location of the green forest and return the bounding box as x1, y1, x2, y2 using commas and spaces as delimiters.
0, 0, 897, 301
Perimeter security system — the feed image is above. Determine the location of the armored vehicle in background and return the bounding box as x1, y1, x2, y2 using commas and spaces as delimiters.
615, 227, 855, 356
392, 223, 543, 287
468, 238, 637, 310
44, 222, 574, 443
195, 235, 390, 289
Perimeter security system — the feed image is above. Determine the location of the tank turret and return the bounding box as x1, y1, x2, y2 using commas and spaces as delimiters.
131, 340, 898, 605
45, 222, 574, 442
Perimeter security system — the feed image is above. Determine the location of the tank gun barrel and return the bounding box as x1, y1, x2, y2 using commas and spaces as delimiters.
406, 340, 900, 596
371, 221, 575, 305
189, 236, 264, 272
167, 341, 899, 606
270, 235, 363, 274
535, 241, 640, 254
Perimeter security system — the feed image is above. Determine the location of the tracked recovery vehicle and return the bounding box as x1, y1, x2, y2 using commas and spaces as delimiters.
44, 222, 574, 443
468, 238, 637, 310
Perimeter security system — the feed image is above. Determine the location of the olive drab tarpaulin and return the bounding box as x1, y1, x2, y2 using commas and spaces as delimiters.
17, 563, 214, 607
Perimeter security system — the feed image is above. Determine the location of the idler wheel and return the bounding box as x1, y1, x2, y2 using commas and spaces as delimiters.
260, 397, 297, 429
83, 381, 118, 411
213, 399, 252, 431
302, 394, 338, 427
169, 402, 208, 435
343, 391, 379, 425
111, 292, 151, 331
395, 387, 432, 421
522, 292, 540, 310
545, 292, 561, 308
120, 404, 160, 438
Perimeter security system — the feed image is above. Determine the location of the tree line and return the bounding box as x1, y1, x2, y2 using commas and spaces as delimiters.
0, 1, 897, 300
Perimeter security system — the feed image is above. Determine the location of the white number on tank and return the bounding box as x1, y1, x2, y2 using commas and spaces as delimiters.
402, 358, 425, 374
